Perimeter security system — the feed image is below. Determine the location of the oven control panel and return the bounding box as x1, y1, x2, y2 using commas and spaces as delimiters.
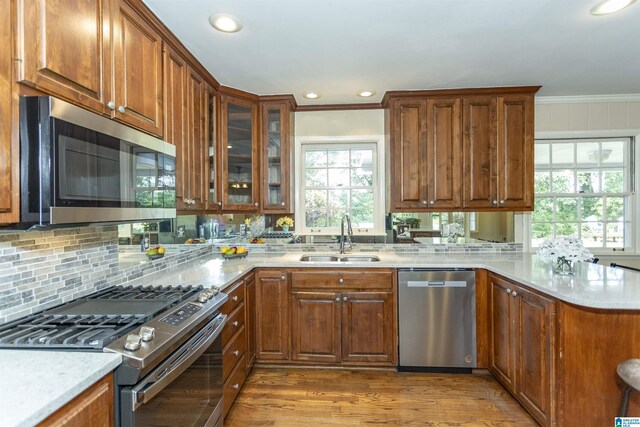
159, 303, 202, 326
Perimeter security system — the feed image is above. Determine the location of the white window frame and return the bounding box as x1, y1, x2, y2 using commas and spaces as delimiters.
523, 130, 639, 255
294, 135, 386, 236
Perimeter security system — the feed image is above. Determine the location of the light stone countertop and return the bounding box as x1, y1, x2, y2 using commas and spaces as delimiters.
126, 251, 640, 310
0, 350, 122, 427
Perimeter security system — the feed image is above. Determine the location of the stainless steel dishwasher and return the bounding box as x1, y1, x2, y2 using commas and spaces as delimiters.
398, 268, 476, 372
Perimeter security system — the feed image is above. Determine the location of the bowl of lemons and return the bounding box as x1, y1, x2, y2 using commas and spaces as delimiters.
145, 246, 166, 260
220, 246, 248, 259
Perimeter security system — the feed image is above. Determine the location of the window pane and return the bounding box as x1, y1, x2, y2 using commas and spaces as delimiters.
351, 167, 373, 187
606, 197, 625, 221
352, 189, 374, 212
556, 222, 578, 236
351, 210, 374, 228
532, 197, 553, 223
556, 198, 578, 222
534, 143, 550, 166
532, 222, 552, 242
328, 150, 349, 167
581, 197, 603, 221
305, 190, 327, 210
306, 210, 327, 227
328, 168, 350, 187
552, 144, 574, 166
601, 140, 625, 165
306, 150, 327, 168
351, 150, 373, 167
534, 172, 551, 193
327, 190, 349, 226
551, 170, 574, 193
577, 171, 600, 193
603, 170, 624, 193
576, 142, 600, 166
606, 223, 624, 248
581, 222, 604, 248
306, 169, 327, 187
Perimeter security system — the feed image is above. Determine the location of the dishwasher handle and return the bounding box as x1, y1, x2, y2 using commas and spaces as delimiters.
407, 280, 468, 288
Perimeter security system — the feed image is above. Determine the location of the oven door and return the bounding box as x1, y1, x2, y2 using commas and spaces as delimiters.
119, 314, 226, 427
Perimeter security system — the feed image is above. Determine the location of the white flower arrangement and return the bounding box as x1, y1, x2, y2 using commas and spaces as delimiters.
536, 236, 593, 262
444, 223, 464, 237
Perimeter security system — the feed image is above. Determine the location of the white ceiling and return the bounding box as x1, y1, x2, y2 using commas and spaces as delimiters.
144, 0, 640, 105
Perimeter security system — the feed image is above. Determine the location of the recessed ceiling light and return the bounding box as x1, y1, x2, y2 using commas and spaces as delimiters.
209, 13, 242, 33
590, 0, 636, 15
357, 90, 376, 97
303, 92, 320, 99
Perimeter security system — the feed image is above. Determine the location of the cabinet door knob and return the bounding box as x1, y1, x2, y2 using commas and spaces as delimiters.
335, 297, 341, 302
217, 202, 222, 207
233, 350, 240, 356
117, 105, 125, 114
107, 101, 115, 110
338, 278, 344, 284
500, 200, 505, 205
506, 288, 511, 294
422, 200, 428, 205
492, 200, 498, 205
232, 295, 238, 301
343, 296, 348, 302
232, 321, 239, 327
254, 202, 259, 207
232, 383, 239, 390
280, 275, 286, 281
429, 200, 434, 205
280, 202, 285, 207
511, 291, 518, 297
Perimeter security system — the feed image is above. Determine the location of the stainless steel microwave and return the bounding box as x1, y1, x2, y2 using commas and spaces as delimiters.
18, 96, 176, 228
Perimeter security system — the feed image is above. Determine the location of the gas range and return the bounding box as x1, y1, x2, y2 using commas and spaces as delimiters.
0, 284, 227, 368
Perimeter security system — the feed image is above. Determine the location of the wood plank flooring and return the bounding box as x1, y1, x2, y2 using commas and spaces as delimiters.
225, 368, 537, 426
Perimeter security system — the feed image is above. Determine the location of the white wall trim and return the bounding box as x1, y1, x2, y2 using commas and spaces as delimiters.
535, 94, 640, 105
536, 130, 640, 139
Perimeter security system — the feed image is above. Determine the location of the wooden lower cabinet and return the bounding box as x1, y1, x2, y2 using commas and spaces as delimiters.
255, 270, 290, 361
488, 273, 554, 426
39, 373, 113, 427
286, 269, 397, 367
245, 273, 256, 370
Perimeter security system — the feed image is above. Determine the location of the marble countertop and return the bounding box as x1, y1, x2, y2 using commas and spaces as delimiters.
126, 251, 640, 310
0, 350, 122, 427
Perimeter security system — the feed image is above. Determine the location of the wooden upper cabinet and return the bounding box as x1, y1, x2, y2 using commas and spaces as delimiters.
16, 0, 112, 114
17, 0, 164, 137
113, 0, 163, 137
497, 94, 534, 210
389, 98, 428, 210
426, 98, 462, 209
184, 67, 206, 210
220, 93, 259, 212
462, 96, 498, 209
0, 0, 13, 215
205, 86, 222, 212
260, 99, 294, 213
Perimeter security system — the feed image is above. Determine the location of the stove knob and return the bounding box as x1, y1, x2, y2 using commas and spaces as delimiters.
140, 326, 155, 342
124, 334, 142, 351
198, 292, 209, 303
205, 288, 216, 299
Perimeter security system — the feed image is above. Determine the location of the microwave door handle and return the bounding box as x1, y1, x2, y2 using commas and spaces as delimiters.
130, 314, 227, 410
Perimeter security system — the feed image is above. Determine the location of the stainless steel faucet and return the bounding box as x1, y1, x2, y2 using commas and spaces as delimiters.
339, 213, 353, 254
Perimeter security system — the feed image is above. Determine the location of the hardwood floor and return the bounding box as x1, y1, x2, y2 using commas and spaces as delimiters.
225, 368, 537, 426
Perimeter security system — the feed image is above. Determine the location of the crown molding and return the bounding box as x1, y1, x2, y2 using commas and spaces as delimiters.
535, 94, 640, 105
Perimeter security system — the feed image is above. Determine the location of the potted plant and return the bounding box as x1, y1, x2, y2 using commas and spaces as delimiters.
276, 216, 294, 232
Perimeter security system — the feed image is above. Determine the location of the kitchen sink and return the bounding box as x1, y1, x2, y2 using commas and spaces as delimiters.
299, 255, 381, 262
339, 256, 380, 262
299, 255, 341, 262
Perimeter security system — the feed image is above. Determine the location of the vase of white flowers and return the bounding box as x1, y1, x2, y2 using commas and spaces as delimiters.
536, 237, 593, 275
444, 223, 464, 243
276, 216, 294, 232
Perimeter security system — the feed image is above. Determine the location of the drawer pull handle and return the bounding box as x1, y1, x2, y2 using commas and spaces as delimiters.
232, 295, 238, 301
339, 278, 344, 284
232, 383, 239, 390
281, 275, 286, 281
232, 321, 239, 327
233, 350, 240, 356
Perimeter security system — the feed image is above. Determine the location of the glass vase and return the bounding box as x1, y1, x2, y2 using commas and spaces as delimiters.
553, 257, 575, 275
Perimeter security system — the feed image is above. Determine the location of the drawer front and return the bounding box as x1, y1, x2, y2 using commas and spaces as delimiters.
291, 270, 393, 290
223, 326, 246, 380
223, 353, 247, 417
222, 302, 245, 345
221, 281, 245, 315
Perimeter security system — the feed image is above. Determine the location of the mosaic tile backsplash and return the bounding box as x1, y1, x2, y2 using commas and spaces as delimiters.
0, 226, 212, 324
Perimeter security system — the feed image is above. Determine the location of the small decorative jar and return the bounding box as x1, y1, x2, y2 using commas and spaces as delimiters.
553, 256, 575, 275
282, 225, 289, 233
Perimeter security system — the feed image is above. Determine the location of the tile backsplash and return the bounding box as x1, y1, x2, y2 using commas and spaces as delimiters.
0, 226, 212, 324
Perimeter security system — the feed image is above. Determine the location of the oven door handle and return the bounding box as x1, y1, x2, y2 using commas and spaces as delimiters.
131, 313, 227, 410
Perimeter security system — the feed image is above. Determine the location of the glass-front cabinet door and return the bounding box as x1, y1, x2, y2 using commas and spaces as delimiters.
261, 100, 293, 213
221, 93, 259, 211
205, 86, 221, 211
